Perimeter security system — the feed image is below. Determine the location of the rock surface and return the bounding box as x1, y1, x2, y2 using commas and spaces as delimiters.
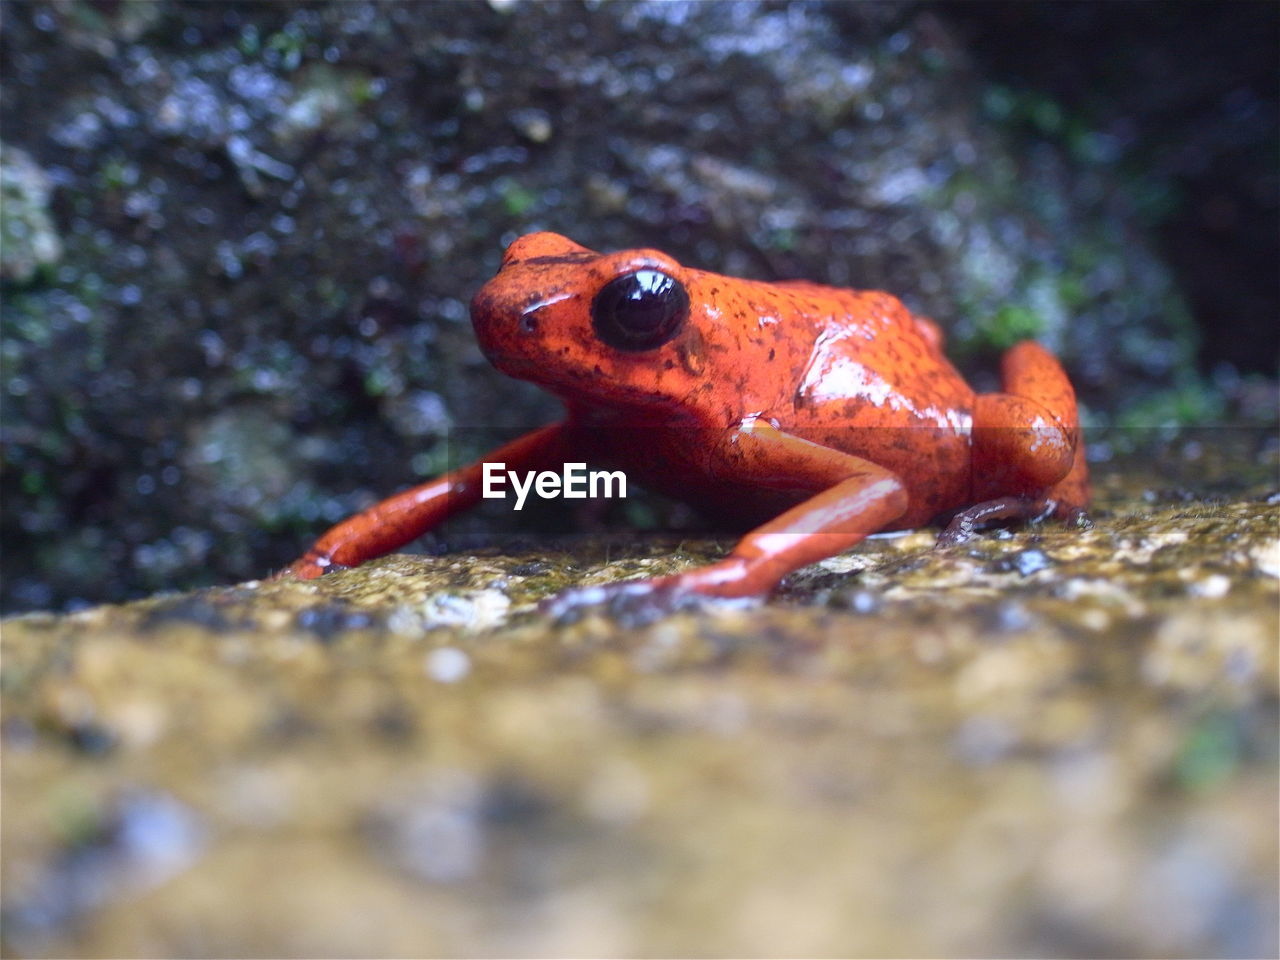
3, 439, 1277, 958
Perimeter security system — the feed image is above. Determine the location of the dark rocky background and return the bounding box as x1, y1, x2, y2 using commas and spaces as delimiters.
2, 0, 1277, 613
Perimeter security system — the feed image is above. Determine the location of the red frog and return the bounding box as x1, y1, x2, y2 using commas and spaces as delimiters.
283, 232, 1089, 611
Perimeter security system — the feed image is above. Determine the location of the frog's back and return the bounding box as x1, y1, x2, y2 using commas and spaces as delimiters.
780, 285, 973, 420
764, 281, 976, 523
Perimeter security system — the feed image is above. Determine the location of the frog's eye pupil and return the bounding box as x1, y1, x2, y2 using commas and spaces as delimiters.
591, 270, 688, 352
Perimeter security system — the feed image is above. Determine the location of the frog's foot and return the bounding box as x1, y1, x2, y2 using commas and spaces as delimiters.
937, 496, 1091, 546
273, 551, 351, 581
540, 560, 763, 625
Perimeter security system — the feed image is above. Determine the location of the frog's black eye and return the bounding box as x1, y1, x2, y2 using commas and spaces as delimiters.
590, 269, 689, 352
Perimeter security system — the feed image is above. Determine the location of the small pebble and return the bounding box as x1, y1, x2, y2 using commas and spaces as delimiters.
424, 647, 471, 683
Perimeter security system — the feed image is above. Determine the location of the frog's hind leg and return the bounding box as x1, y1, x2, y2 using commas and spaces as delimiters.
937, 495, 1059, 546
679, 422, 910, 597
965, 340, 1090, 525
543, 419, 909, 614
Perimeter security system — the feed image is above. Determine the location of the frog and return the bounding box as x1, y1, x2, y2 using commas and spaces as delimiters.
282, 231, 1089, 612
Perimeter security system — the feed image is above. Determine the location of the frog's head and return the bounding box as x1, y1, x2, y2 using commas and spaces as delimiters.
471, 232, 706, 413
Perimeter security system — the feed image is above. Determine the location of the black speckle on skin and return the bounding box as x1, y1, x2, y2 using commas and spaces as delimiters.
768, 347, 775, 361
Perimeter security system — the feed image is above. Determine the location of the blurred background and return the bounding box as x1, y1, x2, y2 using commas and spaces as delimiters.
2, 0, 1276, 613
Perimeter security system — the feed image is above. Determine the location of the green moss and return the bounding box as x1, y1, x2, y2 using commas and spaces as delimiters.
363, 368, 393, 397
979, 304, 1045, 350
764, 228, 797, 252
498, 178, 538, 217
20, 471, 46, 496
1174, 711, 1241, 792
1117, 378, 1227, 429
238, 23, 261, 56
51, 785, 105, 847
97, 156, 137, 191
266, 27, 306, 72
314, 276, 348, 311
410, 444, 452, 479
350, 75, 381, 107
1056, 274, 1087, 310
983, 84, 1093, 150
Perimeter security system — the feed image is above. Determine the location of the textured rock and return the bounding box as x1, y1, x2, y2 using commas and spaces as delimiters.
3, 442, 1277, 957
0, 145, 63, 283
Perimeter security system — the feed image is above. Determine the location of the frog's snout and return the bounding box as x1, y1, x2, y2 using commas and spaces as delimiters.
471, 235, 599, 368
471, 283, 570, 340
469, 283, 515, 362
469, 275, 568, 380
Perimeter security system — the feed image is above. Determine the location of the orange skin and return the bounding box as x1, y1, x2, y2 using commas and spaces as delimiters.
283, 232, 1089, 609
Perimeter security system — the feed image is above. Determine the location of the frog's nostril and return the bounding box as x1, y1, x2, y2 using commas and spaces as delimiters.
520, 313, 538, 333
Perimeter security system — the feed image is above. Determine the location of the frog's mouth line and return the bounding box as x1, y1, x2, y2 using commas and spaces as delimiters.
480, 342, 691, 421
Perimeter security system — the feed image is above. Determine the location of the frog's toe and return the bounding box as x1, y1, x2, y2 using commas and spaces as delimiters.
936, 495, 1089, 547
274, 553, 351, 581
1053, 503, 1093, 529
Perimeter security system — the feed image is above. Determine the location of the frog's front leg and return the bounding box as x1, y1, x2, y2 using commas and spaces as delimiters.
943, 341, 1090, 543
543, 418, 908, 616
281, 422, 570, 579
